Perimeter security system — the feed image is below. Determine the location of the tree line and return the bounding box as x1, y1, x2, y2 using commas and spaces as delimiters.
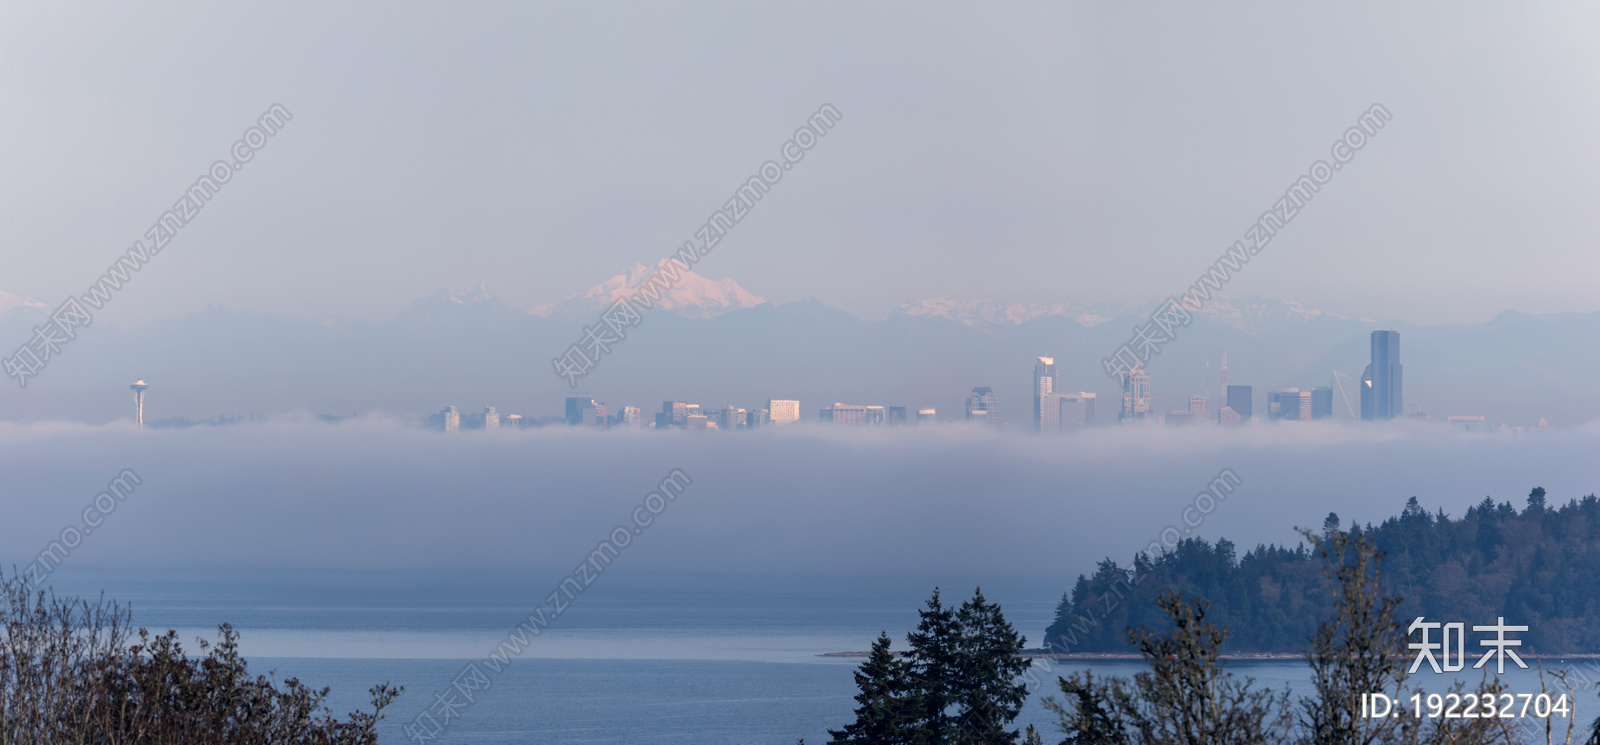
1, 571, 396, 745
1046, 488, 1600, 654
830, 527, 1597, 744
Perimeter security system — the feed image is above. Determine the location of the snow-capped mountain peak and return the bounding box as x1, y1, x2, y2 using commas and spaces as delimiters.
530, 263, 765, 319
0, 290, 51, 317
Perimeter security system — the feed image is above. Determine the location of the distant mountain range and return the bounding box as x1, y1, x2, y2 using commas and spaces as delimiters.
0, 268, 1591, 427
889, 295, 1375, 334
530, 263, 765, 320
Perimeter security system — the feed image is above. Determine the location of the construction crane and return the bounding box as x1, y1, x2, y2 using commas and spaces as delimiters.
1331, 369, 1360, 419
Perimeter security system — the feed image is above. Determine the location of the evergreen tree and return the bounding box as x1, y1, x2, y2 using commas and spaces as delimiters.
829, 632, 924, 745
907, 588, 962, 743
952, 588, 1031, 745
1048, 488, 1600, 654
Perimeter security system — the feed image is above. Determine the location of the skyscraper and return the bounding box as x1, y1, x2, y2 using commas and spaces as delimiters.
1119, 368, 1151, 424
1310, 387, 1333, 420
1365, 330, 1403, 420
1360, 365, 1374, 420
825, 403, 870, 425
916, 408, 937, 424
718, 407, 745, 430
430, 406, 460, 433
130, 380, 149, 428
965, 387, 999, 426
659, 401, 690, 428
1039, 392, 1064, 433
1268, 388, 1299, 420
1225, 385, 1252, 422
1033, 357, 1057, 433
466, 406, 500, 430
568, 397, 602, 425
1060, 393, 1095, 430
768, 399, 800, 425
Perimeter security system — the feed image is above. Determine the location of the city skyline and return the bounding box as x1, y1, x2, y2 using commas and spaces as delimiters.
108, 325, 1536, 433
2, 271, 1578, 428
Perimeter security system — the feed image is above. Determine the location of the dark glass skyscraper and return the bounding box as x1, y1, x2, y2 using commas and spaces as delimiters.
1310, 387, 1334, 419
1360, 365, 1373, 420
1364, 330, 1402, 420
1225, 385, 1252, 421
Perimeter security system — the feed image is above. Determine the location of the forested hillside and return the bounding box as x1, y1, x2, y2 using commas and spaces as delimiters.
1046, 488, 1600, 654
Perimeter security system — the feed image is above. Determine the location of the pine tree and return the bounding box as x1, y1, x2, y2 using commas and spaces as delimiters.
952, 588, 1032, 745
907, 588, 961, 743
828, 632, 924, 745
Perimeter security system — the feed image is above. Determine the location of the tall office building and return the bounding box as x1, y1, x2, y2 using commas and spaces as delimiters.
916, 408, 937, 424
1268, 388, 1299, 420
717, 408, 745, 430
768, 399, 800, 425
568, 397, 602, 425
1060, 393, 1095, 430
1364, 330, 1402, 420
1359, 365, 1374, 420
966, 387, 999, 426
747, 409, 771, 428
620, 406, 642, 426
430, 406, 460, 433
825, 403, 871, 426
1119, 368, 1151, 424
465, 406, 500, 430
887, 406, 907, 425
1039, 392, 1064, 433
1310, 387, 1333, 420
1038, 392, 1095, 433
1291, 391, 1313, 420
1033, 357, 1058, 433
1225, 385, 1252, 422
658, 401, 690, 429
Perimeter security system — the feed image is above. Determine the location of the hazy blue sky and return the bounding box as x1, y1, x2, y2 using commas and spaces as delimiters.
3, 2, 1598, 328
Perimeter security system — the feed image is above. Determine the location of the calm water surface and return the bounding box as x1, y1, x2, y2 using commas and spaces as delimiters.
41, 568, 1588, 744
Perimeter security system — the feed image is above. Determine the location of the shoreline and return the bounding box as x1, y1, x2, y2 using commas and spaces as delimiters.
821, 651, 1600, 661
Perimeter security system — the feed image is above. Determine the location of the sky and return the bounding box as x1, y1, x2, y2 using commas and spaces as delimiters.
3, 2, 1599, 330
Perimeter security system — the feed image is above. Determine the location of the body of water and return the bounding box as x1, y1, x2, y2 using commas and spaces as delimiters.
36, 568, 1591, 744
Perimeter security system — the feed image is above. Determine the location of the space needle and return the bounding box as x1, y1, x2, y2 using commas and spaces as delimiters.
130, 380, 150, 428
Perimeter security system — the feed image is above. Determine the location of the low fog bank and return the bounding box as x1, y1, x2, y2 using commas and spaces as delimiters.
2, 419, 1596, 584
